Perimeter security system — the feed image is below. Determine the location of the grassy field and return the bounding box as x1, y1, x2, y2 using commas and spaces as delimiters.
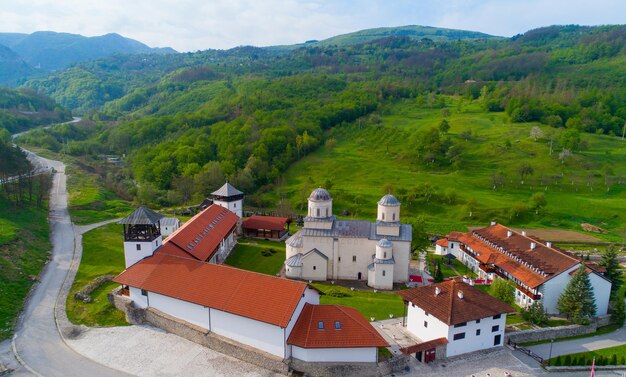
66, 223, 128, 327
264, 99, 626, 240
225, 238, 286, 275
311, 282, 404, 321
66, 164, 134, 225
548, 342, 626, 366
0, 197, 51, 340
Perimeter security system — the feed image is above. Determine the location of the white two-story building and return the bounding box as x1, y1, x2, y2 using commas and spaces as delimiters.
399, 280, 514, 360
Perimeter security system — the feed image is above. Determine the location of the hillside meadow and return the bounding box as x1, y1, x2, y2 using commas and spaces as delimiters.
265, 99, 626, 239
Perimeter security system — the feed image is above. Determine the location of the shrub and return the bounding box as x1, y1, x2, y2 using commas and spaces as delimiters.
552, 356, 562, 366
563, 355, 571, 365
261, 249, 274, 257
521, 301, 549, 326
619, 355, 625, 365
326, 288, 351, 298
611, 354, 618, 365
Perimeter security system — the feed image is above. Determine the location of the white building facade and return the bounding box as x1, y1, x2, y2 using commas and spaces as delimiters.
285, 189, 412, 289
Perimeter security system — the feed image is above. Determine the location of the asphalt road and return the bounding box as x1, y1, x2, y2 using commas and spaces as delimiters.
9, 153, 129, 377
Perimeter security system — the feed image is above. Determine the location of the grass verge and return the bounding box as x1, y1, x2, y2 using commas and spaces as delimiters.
66, 223, 128, 327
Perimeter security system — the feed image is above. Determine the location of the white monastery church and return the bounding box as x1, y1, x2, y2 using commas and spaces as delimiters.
285, 188, 412, 290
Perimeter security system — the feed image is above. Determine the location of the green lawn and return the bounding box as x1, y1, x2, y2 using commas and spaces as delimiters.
225, 238, 286, 275
548, 341, 626, 366
66, 164, 134, 225
311, 283, 404, 321
0, 197, 51, 340
66, 223, 128, 327
426, 253, 476, 279
265, 99, 626, 240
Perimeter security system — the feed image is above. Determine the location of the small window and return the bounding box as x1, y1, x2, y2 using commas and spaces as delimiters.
338, 257, 341, 262
492, 325, 499, 332
316, 208, 320, 217
453, 332, 465, 341
392, 213, 396, 221
382, 213, 385, 220
476, 319, 481, 324
136, 244, 141, 251
352, 256, 356, 262
335, 321, 341, 330
425, 311, 429, 316
234, 203, 236, 208
450, 243, 454, 249
313, 266, 316, 270
318, 321, 324, 330
454, 322, 467, 328
326, 208, 329, 217
384, 252, 387, 258
382, 270, 386, 276
493, 314, 501, 320
141, 289, 147, 296
476, 329, 481, 336
424, 321, 428, 328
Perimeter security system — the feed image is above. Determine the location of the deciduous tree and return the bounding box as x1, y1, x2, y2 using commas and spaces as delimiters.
490, 278, 515, 305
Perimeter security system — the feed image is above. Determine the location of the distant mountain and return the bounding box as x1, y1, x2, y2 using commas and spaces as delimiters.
0, 31, 177, 85
0, 44, 31, 85
268, 25, 502, 51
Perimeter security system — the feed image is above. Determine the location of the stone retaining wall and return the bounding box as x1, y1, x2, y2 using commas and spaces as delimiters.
506, 315, 612, 344
290, 355, 407, 377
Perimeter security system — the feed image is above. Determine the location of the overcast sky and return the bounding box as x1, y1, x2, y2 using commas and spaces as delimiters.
1, 0, 625, 52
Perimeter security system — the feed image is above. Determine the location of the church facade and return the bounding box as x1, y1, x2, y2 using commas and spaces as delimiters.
285, 188, 412, 289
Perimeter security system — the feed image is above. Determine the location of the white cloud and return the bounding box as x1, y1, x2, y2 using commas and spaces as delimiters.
0, 0, 624, 51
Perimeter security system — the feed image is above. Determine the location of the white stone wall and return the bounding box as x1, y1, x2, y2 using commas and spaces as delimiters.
129, 286, 148, 308
291, 346, 378, 363
123, 236, 162, 268
406, 303, 449, 342
301, 251, 328, 281
435, 244, 447, 255
445, 315, 506, 357
541, 264, 581, 314
391, 241, 410, 282
588, 271, 611, 316
369, 264, 394, 290
210, 308, 286, 358
286, 243, 302, 259
149, 292, 209, 329
213, 199, 242, 219
375, 225, 400, 237
308, 199, 333, 218
285, 265, 302, 279
284, 288, 320, 358
377, 205, 400, 223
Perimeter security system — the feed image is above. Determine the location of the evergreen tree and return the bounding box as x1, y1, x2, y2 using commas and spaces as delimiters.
599, 246, 622, 297
433, 260, 444, 283
521, 301, 549, 326
557, 266, 597, 324
611, 297, 625, 326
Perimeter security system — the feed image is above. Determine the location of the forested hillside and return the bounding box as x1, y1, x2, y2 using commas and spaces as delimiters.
0, 86, 71, 134
15, 24, 626, 237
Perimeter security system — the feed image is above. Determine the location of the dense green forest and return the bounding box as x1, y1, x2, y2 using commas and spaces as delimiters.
14, 24, 626, 238
0, 86, 71, 134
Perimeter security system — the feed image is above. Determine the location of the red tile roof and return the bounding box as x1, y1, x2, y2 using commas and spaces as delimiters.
400, 337, 448, 355
453, 224, 580, 288
242, 215, 288, 232
287, 304, 388, 349
166, 204, 238, 262
114, 252, 308, 327
399, 280, 514, 326
436, 238, 448, 247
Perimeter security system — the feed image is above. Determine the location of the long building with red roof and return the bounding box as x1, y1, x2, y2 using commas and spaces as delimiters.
113, 196, 387, 364
439, 223, 611, 315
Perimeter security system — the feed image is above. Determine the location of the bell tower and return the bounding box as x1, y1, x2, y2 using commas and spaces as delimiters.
118, 206, 164, 268
211, 182, 244, 219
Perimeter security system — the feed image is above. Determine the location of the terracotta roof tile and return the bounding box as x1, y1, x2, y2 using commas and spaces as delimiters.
242, 215, 288, 232
436, 238, 448, 247
399, 281, 514, 326
114, 252, 308, 327
287, 304, 388, 348
454, 224, 580, 288
167, 205, 238, 261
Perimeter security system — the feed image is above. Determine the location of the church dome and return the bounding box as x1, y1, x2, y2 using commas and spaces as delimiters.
309, 188, 332, 202
377, 239, 393, 248
378, 194, 400, 207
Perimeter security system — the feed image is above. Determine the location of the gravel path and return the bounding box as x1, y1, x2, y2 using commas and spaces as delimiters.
68, 325, 280, 377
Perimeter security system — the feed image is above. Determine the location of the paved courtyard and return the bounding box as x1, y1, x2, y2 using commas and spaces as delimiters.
67, 325, 280, 377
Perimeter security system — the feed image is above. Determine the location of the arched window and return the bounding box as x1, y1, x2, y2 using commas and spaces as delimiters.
326, 208, 329, 217
382, 270, 386, 276
316, 208, 320, 217
382, 213, 385, 220
384, 252, 387, 258
392, 213, 396, 221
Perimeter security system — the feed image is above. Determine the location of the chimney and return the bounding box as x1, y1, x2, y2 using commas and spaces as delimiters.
490, 221, 497, 226
458, 290, 464, 300
507, 230, 513, 238
434, 287, 441, 296
530, 242, 536, 250
546, 242, 552, 248
522, 231, 527, 236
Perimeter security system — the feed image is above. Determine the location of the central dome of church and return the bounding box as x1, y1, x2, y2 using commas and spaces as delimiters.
309, 188, 332, 202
